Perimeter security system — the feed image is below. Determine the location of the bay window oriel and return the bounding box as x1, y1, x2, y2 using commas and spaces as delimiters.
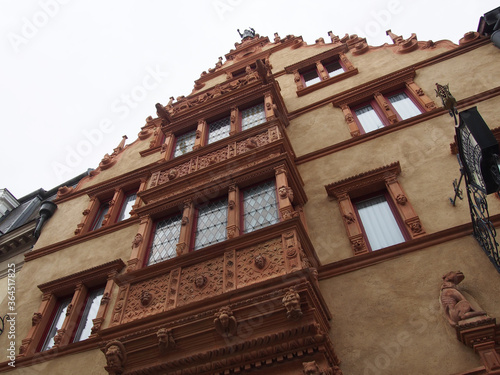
130, 164, 298, 270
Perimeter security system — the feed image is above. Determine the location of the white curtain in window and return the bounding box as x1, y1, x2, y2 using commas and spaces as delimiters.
356, 195, 405, 250
354, 105, 384, 133
388, 92, 421, 120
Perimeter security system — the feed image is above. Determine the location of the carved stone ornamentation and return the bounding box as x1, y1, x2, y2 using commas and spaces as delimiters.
282, 287, 303, 320
214, 306, 238, 337
104, 340, 126, 375
140, 290, 153, 307
237, 238, 285, 287
32, 312, 42, 326
194, 274, 207, 289
342, 212, 356, 224
440, 271, 487, 326
168, 168, 178, 180
157, 328, 176, 354
396, 194, 407, 205
131, 233, 143, 249
254, 254, 267, 270
278, 185, 294, 202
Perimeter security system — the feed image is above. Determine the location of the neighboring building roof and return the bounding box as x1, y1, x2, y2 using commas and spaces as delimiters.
0, 169, 92, 256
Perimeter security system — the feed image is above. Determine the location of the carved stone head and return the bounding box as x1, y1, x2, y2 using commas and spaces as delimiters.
140, 290, 152, 306
254, 254, 266, 269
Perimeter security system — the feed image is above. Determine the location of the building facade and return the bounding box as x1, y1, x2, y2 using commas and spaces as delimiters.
1, 10, 500, 375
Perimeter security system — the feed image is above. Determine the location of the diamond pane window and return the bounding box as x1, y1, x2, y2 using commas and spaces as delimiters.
173, 130, 196, 157
241, 103, 266, 131
208, 116, 231, 144
194, 198, 228, 250
242, 180, 279, 233
118, 192, 137, 222
148, 214, 182, 265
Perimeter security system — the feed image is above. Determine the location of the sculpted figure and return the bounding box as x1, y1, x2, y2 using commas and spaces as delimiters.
214, 306, 237, 337
157, 328, 176, 354
440, 271, 487, 326
282, 287, 302, 320
104, 341, 126, 374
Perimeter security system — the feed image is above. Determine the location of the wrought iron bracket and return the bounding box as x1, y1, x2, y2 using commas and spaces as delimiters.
0, 314, 11, 336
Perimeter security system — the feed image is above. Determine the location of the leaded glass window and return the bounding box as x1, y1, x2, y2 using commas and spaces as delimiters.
148, 214, 182, 265
241, 103, 266, 131
208, 116, 231, 144
242, 180, 279, 233
173, 130, 196, 157
194, 198, 228, 250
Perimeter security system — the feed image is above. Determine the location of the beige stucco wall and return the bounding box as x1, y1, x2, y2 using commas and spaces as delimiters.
296, 96, 500, 265
322, 235, 500, 375
83, 136, 159, 189
0, 223, 137, 358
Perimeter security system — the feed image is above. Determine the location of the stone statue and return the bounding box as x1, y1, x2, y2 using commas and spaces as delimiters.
282, 287, 303, 320
440, 271, 487, 326
237, 28, 255, 40
104, 340, 126, 374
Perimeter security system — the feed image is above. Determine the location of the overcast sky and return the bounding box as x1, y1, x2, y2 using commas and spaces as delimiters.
1, 0, 498, 199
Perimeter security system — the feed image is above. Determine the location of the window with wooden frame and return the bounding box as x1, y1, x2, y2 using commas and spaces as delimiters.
74, 183, 143, 236
172, 129, 197, 158
335, 69, 436, 137
241, 180, 279, 234
19, 260, 125, 357
351, 89, 424, 134
353, 191, 410, 251
325, 162, 425, 255
159, 95, 276, 162
284, 46, 358, 96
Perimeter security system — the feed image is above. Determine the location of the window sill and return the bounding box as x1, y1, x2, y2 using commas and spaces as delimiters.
297, 68, 358, 97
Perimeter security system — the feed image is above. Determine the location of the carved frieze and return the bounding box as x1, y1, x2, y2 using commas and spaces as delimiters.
236, 237, 285, 287
148, 126, 280, 190
121, 273, 170, 324
177, 257, 224, 307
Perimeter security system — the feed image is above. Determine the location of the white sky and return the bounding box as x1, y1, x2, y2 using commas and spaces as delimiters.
1, 0, 498, 199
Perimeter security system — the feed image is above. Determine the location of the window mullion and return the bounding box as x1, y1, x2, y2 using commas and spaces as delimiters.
373, 92, 397, 125
54, 283, 88, 348
177, 200, 195, 255
160, 131, 175, 161
227, 185, 240, 239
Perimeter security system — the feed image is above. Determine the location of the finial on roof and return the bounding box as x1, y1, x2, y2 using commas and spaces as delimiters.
237, 27, 256, 40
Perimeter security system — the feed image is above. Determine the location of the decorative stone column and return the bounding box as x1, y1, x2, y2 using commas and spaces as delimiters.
193, 119, 207, 150
176, 200, 194, 256
127, 215, 152, 271
274, 165, 295, 221
340, 104, 360, 137
160, 132, 175, 161
226, 185, 240, 239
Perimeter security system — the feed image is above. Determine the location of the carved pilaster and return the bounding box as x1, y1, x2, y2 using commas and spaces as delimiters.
293, 70, 304, 90
316, 61, 328, 81
405, 79, 436, 111
230, 107, 239, 135
374, 92, 397, 124
340, 104, 360, 137
165, 267, 181, 310
264, 92, 276, 121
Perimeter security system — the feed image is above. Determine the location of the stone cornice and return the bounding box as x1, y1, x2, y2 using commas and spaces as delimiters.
325, 162, 401, 198
37, 259, 125, 296
24, 217, 140, 262
318, 213, 500, 280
